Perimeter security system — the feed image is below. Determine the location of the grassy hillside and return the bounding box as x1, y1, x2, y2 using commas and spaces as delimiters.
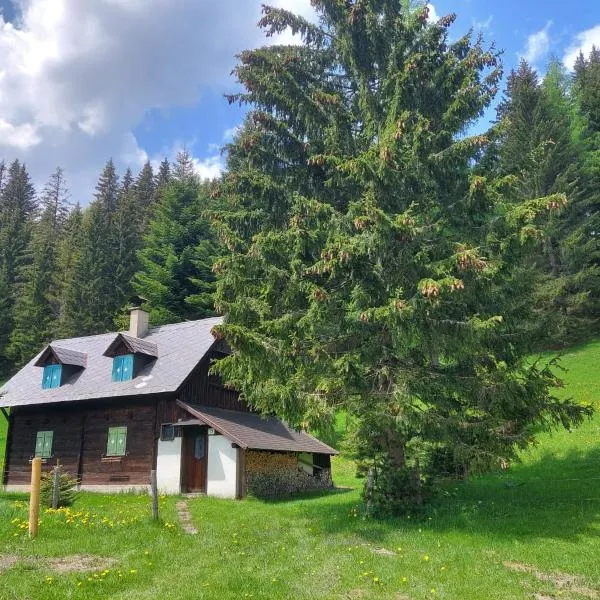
0, 339, 598, 599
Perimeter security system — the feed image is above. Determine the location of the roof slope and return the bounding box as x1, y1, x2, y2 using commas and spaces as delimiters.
0, 317, 223, 408
178, 401, 338, 455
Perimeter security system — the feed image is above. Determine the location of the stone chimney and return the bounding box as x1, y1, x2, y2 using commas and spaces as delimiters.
129, 299, 149, 338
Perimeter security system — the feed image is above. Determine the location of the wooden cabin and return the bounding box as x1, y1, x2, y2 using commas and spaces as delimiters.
0, 309, 337, 498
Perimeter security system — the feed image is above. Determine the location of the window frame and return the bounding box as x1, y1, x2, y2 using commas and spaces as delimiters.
106, 426, 128, 457
35, 430, 54, 459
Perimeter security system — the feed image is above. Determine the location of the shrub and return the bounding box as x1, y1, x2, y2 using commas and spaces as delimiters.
40, 466, 79, 508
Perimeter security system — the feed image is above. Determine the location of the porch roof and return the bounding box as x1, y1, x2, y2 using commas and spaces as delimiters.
177, 401, 338, 455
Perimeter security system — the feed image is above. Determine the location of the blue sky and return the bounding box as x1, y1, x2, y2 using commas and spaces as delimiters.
0, 0, 598, 201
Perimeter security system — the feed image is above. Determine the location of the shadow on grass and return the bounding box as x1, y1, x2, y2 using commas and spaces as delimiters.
254, 485, 357, 504
0, 492, 28, 502
287, 446, 600, 544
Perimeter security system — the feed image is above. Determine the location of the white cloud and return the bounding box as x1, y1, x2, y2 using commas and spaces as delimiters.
473, 15, 493, 31
563, 24, 600, 69
0, 0, 282, 201
192, 155, 224, 180
520, 22, 552, 66
427, 3, 439, 23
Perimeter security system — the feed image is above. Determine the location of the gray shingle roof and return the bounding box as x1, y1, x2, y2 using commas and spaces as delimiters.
33, 345, 87, 368
0, 317, 223, 408
178, 401, 338, 455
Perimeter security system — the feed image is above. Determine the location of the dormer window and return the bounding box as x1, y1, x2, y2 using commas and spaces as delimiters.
112, 354, 134, 382
42, 364, 62, 389
103, 332, 158, 383
35, 345, 87, 390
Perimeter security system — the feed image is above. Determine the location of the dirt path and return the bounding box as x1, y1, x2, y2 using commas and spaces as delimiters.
176, 500, 198, 535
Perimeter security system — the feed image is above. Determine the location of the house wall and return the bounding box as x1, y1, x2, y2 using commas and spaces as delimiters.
177, 351, 250, 412
156, 436, 182, 494
4, 398, 159, 491
206, 434, 237, 498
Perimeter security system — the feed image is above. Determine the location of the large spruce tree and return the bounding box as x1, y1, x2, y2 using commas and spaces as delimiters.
213, 1, 589, 511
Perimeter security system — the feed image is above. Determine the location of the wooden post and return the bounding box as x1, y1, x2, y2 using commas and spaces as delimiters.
150, 469, 159, 520
29, 457, 42, 539
51, 463, 61, 509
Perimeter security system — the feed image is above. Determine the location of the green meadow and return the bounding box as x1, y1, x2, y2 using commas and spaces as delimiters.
0, 339, 599, 599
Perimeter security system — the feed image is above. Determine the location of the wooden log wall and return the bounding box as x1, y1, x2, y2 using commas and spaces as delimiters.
5, 398, 158, 486
177, 351, 250, 412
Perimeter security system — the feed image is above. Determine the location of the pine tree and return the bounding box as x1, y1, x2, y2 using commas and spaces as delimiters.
172, 149, 197, 184
570, 49, 600, 339
153, 158, 171, 205
113, 168, 141, 315
134, 161, 156, 231
0, 160, 37, 371
61, 160, 124, 335
213, 2, 589, 511
7, 168, 70, 364
55, 204, 84, 339
133, 178, 219, 325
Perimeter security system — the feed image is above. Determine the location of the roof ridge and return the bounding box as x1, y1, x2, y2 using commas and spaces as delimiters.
49, 316, 224, 345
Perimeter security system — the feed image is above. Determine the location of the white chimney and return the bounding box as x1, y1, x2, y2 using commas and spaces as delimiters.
129, 307, 149, 338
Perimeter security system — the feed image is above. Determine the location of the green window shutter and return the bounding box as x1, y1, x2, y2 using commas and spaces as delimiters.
107, 427, 127, 456
35, 431, 53, 458
35, 432, 45, 456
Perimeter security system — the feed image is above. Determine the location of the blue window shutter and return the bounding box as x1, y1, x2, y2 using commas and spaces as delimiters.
42, 366, 52, 389
112, 354, 134, 382
122, 354, 134, 381
42, 364, 62, 389
112, 356, 122, 382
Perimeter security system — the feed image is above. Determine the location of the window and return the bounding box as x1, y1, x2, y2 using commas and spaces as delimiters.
194, 434, 206, 459
106, 426, 127, 457
35, 431, 53, 458
112, 354, 134, 382
42, 364, 62, 389
160, 424, 175, 442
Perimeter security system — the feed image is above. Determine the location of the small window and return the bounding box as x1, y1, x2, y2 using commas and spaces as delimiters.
42, 364, 62, 389
35, 431, 53, 458
194, 434, 206, 459
160, 424, 175, 442
106, 426, 127, 456
112, 354, 134, 382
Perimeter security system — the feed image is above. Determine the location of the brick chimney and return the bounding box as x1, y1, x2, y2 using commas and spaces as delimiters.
129, 298, 149, 338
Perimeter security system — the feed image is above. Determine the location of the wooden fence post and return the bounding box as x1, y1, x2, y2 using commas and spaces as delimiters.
51, 462, 61, 509
150, 470, 159, 520
29, 457, 42, 538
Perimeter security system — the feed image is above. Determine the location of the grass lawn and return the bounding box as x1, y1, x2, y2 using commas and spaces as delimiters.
0, 339, 599, 599
0, 409, 6, 475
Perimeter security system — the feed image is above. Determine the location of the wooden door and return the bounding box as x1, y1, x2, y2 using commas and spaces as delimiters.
181, 428, 207, 493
